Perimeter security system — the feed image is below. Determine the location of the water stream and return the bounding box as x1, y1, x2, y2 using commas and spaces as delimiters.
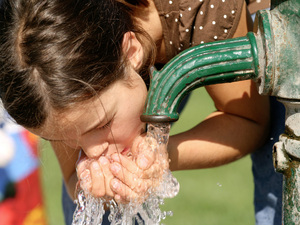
72, 123, 180, 225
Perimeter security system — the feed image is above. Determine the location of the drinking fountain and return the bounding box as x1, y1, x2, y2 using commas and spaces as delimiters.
141, 0, 300, 223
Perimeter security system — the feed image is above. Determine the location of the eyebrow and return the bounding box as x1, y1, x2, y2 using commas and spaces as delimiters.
80, 113, 110, 136
81, 120, 103, 136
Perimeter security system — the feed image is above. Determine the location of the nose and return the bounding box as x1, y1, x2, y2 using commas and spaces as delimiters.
81, 142, 109, 159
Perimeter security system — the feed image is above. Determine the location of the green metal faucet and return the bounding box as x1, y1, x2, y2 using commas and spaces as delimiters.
141, 0, 300, 223
141, 33, 260, 123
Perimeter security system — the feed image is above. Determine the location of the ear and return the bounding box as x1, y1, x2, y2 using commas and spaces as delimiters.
122, 32, 144, 70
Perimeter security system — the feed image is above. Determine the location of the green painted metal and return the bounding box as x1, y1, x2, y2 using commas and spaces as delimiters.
255, 2, 300, 223
282, 162, 300, 225
272, 100, 300, 225
252, 1, 300, 223
141, 33, 259, 122
255, 0, 300, 99
271, 0, 288, 9
141, 0, 300, 222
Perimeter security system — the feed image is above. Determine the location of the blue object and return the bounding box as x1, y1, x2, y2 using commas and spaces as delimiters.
251, 97, 284, 225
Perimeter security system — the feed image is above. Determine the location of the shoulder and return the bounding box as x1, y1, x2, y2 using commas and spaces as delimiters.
247, 0, 270, 15
153, 0, 245, 60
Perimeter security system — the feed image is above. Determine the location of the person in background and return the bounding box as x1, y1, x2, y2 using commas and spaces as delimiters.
247, 0, 271, 20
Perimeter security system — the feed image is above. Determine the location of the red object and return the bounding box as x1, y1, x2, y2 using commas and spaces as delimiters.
21, 131, 39, 158
0, 168, 47, 225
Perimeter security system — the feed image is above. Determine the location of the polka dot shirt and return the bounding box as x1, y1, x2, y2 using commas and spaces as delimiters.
247, 0, 270, 15
153, 0, 244, 60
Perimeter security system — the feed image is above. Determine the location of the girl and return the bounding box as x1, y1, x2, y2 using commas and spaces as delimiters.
0, 0, 274, 223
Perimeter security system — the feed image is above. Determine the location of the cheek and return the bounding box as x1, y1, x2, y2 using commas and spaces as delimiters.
111, 120, 145, 146
61, 140, 82, 150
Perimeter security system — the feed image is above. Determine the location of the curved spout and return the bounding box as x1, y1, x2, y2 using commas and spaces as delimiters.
141, 33, 260, 123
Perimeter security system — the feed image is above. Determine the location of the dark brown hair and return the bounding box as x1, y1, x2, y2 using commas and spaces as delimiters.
0, 0, 154, 128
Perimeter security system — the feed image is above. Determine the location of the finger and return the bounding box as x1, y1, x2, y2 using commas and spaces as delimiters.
111, 153, 136, 173
136, 142, 169, 173
111, 153, 149, 175
79, 169, 92, 193
77, 156, 92, 191
111, 178, 149, 203
110, 161, 156, 193
111, 153, 162, 179
110, 161, 137, 187
89, 160, 106, 198
132, 137, 157, 170
76, 156, 89, 175
98, 156, 114, 198
136, 152, 155, 170
130, 134, 146, 156
111, 154, 146, 179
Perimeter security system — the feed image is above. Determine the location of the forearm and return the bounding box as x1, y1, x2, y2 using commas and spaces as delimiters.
65, 172, 78, 200
168, 110, 269, 171
166, 2, 266, 172
51, 141, 80, 200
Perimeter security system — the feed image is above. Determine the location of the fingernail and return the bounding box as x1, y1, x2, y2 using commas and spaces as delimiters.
111, 153, 121, 162
92, 161, 100, 170
80, 169, 91, 191
112, 179, 120, 190
115, 194, 121, 202
111, 163, 121, 173
138, 155, 149, 169
99, 156, 108, 165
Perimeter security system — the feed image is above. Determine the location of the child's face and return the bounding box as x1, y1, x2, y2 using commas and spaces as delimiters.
28, 69, 148, 158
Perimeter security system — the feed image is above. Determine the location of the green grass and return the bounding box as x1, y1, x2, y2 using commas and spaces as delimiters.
40, 141, 64, 225
40, 87, 254, 225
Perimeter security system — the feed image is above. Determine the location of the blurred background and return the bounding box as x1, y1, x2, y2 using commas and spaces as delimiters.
40, 87, 255, 225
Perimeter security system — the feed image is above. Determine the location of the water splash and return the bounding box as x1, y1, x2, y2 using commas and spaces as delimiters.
72, 123, 180, 225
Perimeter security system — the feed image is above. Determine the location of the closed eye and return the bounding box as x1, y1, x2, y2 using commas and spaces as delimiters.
97, 119, 112, 130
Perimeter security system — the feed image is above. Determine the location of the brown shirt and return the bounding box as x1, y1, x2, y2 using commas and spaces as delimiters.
247, 0, 270, 15
153, 0, 244, 60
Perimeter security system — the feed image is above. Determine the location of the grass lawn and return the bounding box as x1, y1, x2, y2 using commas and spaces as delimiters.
40, 87, 255, 225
